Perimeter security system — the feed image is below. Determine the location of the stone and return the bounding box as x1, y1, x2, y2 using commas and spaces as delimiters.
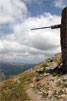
30, 83, 34, 88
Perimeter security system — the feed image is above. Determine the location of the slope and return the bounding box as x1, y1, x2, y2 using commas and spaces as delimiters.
0, 53, 67, 101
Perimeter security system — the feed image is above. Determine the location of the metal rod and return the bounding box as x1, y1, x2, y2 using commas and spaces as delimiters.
31, 24, 61, 30
31, 26, 51, 30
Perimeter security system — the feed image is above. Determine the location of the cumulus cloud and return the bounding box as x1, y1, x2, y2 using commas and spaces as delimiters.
0, 0, 27, 24
0, 0, 61, 63
54, 0, 67, 8
14, 13, 61, 51
0, 34, 50, 63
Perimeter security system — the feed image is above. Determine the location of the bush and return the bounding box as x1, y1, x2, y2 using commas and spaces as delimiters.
42, 92, 48, 98
36, 77, 42, 82
51, 72, 58, 76
46, 58, 53, 62
42, 63, 49, 67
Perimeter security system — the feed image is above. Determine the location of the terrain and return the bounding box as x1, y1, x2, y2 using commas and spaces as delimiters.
0, 53, 67, 101
0, 62, 35, 79
0, 72, 5, 82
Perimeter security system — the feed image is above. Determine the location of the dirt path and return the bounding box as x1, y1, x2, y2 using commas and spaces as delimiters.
27, 88, 45, 101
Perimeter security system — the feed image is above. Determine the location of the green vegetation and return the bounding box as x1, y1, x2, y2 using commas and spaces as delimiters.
35, 77, 41, 82
35, 75, 43, 82
0, 71, 37, 101
45, 58, 53, 62
56, 81, 62, 87
42, 63, 49, 68
51, 72, 58, 76
63, 84, 67, 88
42, 92, 48, 98
40, 63, 49, 72
63, 79, 67, 82
0, 53, 66, 101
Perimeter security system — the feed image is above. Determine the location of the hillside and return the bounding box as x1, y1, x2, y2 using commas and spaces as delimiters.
0, 53, 67, 101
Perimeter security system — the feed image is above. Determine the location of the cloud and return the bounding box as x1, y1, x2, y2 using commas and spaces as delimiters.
14, 13, 61, 51
0, 0, 27, 24
0, 0, 61, 63
0, 12, 60, 63
54, 0, 67, 8
0, 26, 61, 63
0, 34, 50, 63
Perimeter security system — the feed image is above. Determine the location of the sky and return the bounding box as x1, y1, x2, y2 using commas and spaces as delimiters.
0, 0, 67, 64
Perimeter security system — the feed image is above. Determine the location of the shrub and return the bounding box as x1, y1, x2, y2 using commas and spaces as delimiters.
46, 58, 53, 62
63, 84, 67, 88
42, 92, 48, 98
42, 63, 49, 67
51, 72, 58, 76
36, 76, 42, 82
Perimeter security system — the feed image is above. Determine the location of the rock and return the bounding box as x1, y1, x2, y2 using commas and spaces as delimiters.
61, 94, 67, 98
17, 80, 21, 84
30, 83, 34, 88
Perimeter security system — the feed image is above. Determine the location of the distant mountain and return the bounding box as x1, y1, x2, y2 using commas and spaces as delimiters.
0, 61, 35, 79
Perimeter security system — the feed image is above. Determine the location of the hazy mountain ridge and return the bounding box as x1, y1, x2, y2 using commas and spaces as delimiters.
0, 53, 67, 101
0, 62, 35, 78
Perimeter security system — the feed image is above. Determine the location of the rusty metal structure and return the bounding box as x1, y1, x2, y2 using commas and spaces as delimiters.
31, 7, 67, 73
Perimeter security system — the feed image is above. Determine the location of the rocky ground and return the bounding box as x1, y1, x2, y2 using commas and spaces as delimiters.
0, 53, 67, 101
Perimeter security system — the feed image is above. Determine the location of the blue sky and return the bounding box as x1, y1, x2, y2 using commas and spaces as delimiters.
26, 0, 62, 16
0, 0, 67, 63
0, 0, 64, 34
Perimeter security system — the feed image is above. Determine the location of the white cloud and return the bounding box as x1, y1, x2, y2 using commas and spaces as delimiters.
54, 0, 67, 8
0, 13, 61, 63
0, 34, 48, 63
14, 13, 61, 51
0, 0, 61, 63
0, 0, 27, 24
0, 23, 61, 63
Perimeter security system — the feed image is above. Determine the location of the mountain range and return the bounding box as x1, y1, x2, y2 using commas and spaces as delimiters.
0, 61, 35, 81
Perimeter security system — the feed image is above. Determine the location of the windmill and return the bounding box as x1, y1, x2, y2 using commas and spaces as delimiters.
31, 7, 67, 74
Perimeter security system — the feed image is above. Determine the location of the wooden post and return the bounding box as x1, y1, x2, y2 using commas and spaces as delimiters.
61, 7, 67, 73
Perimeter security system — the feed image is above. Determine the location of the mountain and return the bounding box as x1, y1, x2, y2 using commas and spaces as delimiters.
0, 62, 35, 78
0, 53, 67, 101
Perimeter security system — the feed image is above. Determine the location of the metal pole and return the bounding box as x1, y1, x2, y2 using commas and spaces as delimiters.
31, 25, 61, 30
31, 26, 51, 30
